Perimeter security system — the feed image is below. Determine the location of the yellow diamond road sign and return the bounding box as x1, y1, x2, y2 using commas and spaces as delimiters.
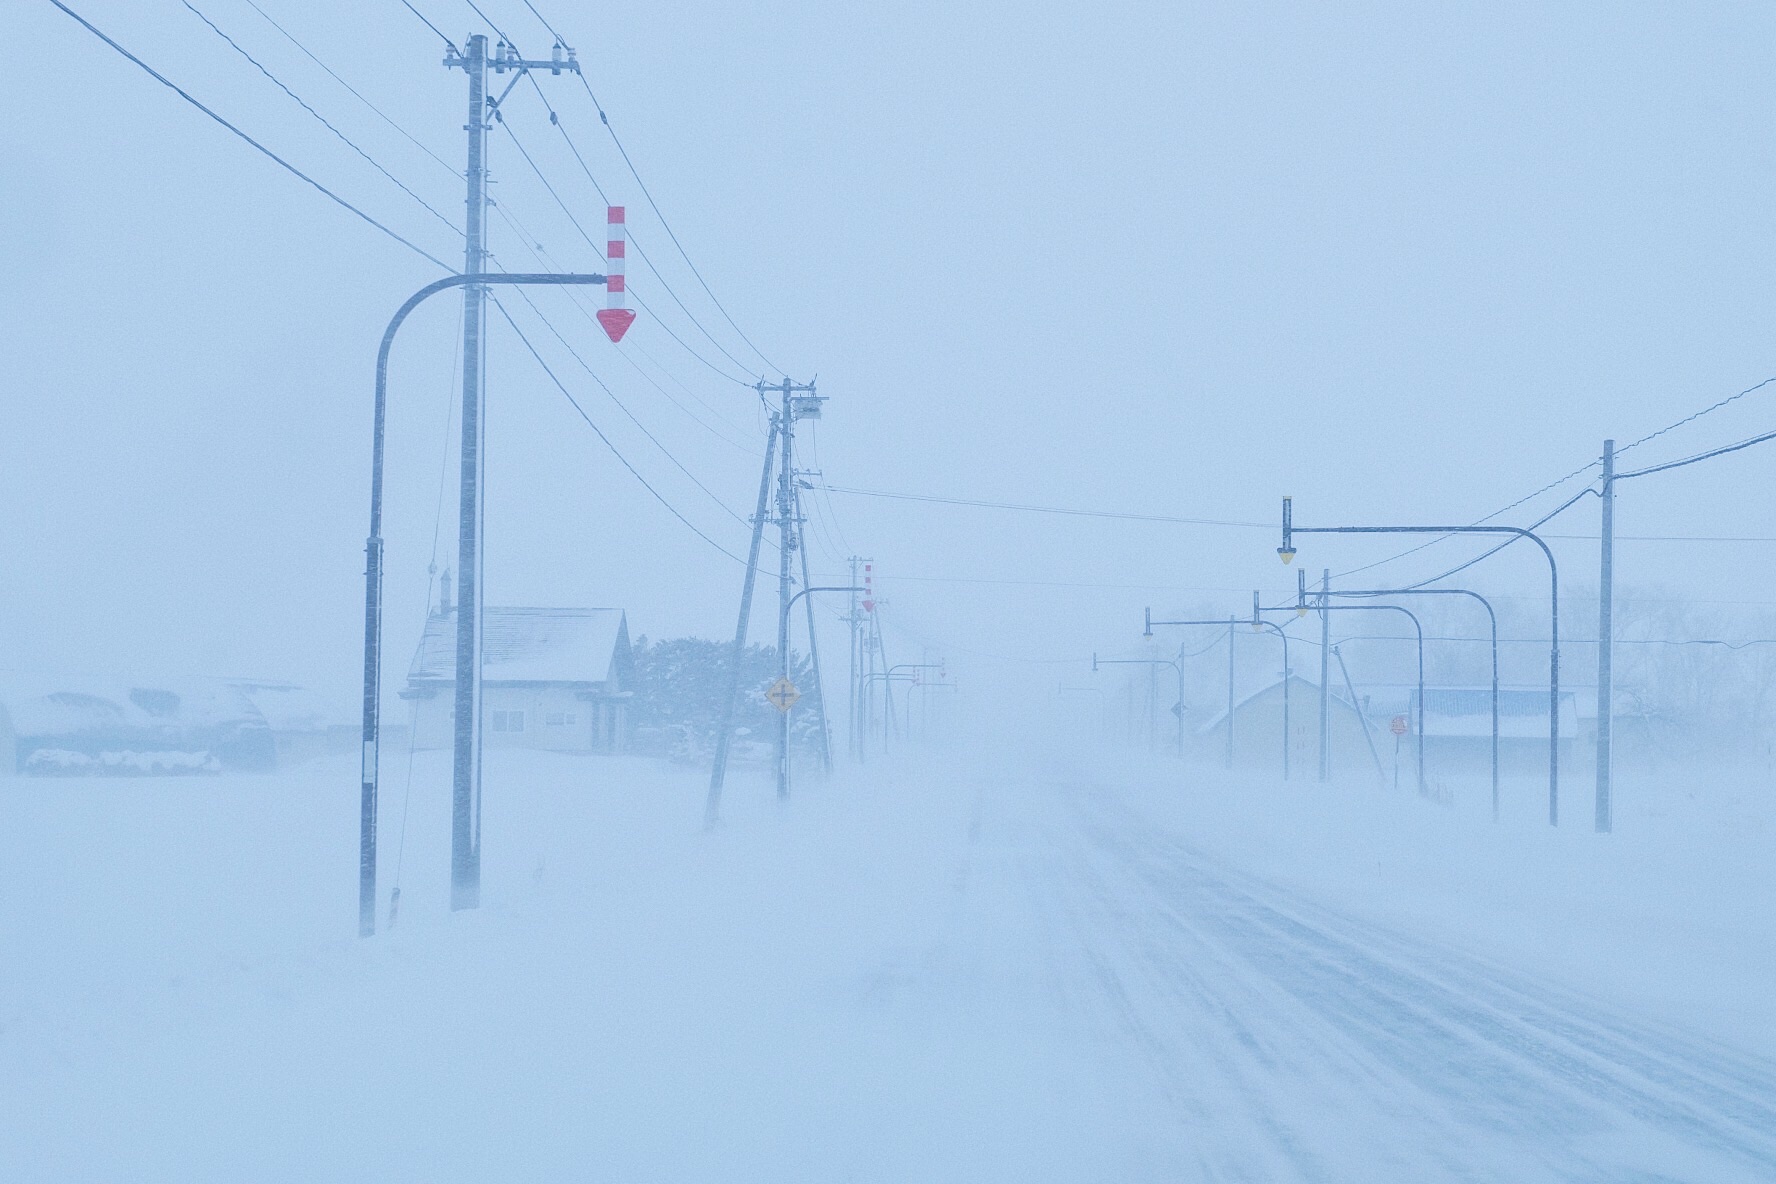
766, 677, 801, 713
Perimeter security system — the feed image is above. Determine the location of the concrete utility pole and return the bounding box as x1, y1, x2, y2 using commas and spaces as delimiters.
359, 271, 606, 937
707, 379, 821, 815
442, 34, 582, 911
1596, 438, 1615, 833
705, 408, 780, 826
790, 481, 839, 775
768, 380, 819, 799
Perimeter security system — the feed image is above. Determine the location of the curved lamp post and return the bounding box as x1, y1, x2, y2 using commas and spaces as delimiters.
1334, 586, 1501, 821
775, 585, 863, 799
1145, 610, 1240, 769
1093, 652, 1185, 757
1279, 497, 1561, 825
1259, 594, 1425, 795
1246, 594, 1295, 781
360, 271, 608, 938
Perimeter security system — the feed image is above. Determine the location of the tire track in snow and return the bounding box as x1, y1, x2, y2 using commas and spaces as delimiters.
1066, 787, 1776, 1181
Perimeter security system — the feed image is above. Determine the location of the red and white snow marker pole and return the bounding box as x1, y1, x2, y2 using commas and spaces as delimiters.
596, 205, 637, 343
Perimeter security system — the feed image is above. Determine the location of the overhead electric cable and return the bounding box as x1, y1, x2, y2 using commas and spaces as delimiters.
518, 75, 765, 381
1331, 458, 1600, 581
181, 0, 461, 235
496, 280, 763, 532
397, 0, 459, 51
1618, 374, 1776, 456
489, 296, 749, 564
460, 0, 513, 43
822, 484, 1267, 528
243, 0, 460, 178
486, 194, 763, 451
505, 1, 782, 373
516, 0, 568, 45
49, 0, 452, 270
1398, 487, 1597, 591
1616, 425, 1776, 481
496, 116, 755, 385
570, 71, 784, 374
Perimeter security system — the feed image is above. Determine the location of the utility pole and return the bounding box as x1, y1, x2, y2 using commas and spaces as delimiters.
764, 379, 820, 799
705, 407, 780, 826
442, 34, 582, 911
1318, 568, 1331, 782
1596, 438, 1615, 833
792, 481, 833, 773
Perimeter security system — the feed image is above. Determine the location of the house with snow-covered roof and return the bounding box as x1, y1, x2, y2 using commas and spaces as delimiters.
400, 579, 633, 754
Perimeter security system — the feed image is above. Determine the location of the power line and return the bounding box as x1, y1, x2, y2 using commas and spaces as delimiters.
487, 198, 763, 453
495, 279, 764, 533
488, 296, 749, 564
496, 114, 755, 386
242, 0, 459, 179
517, 0, 569, 45
1331, 458, 1600, 581
396, 0, 458, 52
181, 0, 461, 236
50, 0, 452, 270
572, 71, 783, 375
517, 74, 766, 382
504, 0, 783, 374
1398, 487, 1597, 591
460, 0, 513, 43
1617, 425, 1776, 481
822, 484, 1269, 528
1618, 374, 1776, 457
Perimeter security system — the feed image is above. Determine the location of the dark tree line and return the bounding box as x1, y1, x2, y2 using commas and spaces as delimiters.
627, 636, 824, 761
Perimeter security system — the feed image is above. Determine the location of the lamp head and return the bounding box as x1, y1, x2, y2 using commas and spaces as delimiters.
1143, 607, 1153, 639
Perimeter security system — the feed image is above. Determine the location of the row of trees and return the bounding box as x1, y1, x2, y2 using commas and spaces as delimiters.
625, 636, 824, 763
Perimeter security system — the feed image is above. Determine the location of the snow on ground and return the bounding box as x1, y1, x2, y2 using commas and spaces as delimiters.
2, 745, 1772, 1181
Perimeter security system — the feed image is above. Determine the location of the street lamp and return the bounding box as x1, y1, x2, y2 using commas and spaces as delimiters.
1093, 652, 1185, 758
359, 270, 608, 939
873, 663, 942, 753
1332, 585, 1502, 821
1278, 496, 1562, 826
1258, 591, 1426, 795
773, 585, 863, 800
1145, 609, 1241, 770
1246, 590, 1294, 781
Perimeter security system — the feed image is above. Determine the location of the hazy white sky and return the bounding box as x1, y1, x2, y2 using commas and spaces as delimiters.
9, 0, 1776, 704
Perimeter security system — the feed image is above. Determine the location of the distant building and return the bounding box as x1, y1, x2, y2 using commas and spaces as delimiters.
1196, 674, 1375, 776
400, 587, 633, 753
1408, 687, 1579, 774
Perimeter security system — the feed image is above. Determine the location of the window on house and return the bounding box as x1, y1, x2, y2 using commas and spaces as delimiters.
563, 714, 576, 727
546, 712, 566, 726
491, 710, 525, 733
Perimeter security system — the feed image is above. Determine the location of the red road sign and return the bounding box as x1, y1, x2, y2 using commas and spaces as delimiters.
1390, 715, 1409, 736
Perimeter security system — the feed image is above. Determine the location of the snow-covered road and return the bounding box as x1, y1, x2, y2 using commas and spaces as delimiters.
4, 754, 1772, 1181
1004, 781, 1776, 1180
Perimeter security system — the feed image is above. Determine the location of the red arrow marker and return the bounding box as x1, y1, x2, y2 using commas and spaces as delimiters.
596, 308, 635, 343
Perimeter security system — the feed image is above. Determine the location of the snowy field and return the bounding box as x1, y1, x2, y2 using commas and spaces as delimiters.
4, 747, 1774, 1181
